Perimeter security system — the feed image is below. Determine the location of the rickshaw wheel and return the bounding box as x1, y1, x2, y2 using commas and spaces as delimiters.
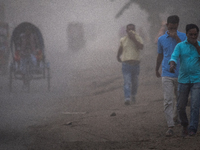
46, 62, 50, 91
41, 60, 45, 78
43, 66, 45, 79
26, 62, 31, 93
9, 64, 13, 92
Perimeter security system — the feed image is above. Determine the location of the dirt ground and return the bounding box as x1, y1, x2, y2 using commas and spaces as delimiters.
1, 49, 200, 150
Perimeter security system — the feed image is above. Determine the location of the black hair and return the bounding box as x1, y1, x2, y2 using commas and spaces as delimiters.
186, 24, 199, 34
167, 15, 179, 24
126, 24, 135, 29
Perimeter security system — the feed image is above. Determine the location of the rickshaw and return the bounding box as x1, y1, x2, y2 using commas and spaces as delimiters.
9, 22, 50, 92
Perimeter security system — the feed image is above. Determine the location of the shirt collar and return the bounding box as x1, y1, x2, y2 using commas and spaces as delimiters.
165, 31, 169, 38
185, 39, 189, 43
184, 39, 197, 46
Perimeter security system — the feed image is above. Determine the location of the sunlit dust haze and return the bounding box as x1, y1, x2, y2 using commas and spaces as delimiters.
2, 0, 200, 149
2, 0, 150, 94
0, 0, 152, 140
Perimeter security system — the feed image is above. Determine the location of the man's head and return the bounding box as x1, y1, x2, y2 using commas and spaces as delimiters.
166, 15, 179, 33
167, 15, 179, 24
126, 24, 135, 33
186, 24, 199, 44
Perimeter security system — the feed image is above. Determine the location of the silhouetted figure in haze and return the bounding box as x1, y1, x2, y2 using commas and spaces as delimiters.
117, 24, 144, 105
169, 24, 200, 137
155, 15, 187, 136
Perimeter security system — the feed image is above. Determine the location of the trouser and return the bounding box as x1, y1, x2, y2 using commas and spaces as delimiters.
177, 82, 200, 133
122, 62, 140, 101
162, 77, 179, 127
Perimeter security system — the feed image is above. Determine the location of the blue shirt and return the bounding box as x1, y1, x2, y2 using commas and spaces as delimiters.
157, 31, 187, 77
170, 40, 200, 83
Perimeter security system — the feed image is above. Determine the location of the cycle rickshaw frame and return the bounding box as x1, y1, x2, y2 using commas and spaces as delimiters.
9, 22, 50, 92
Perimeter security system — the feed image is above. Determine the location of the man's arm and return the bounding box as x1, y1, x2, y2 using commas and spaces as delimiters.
193, 42, 200, 55
128, 31, 144, 50
117, 45, 123, 62
169, 44, 180, 73
168, 31, 181, 43
174, 34, 181, 43
155, 53, 163, 77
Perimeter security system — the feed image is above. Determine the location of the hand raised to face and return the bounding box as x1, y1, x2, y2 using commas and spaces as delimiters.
168, 31, 178, 39
167, 23, 179, 39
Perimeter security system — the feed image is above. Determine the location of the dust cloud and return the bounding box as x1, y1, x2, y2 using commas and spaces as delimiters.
0, 0, 152, 148
2, 0, 151, 94
1, 1, 200, 149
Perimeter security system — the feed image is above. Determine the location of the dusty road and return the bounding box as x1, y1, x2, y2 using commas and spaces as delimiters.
1, 49, 200, 150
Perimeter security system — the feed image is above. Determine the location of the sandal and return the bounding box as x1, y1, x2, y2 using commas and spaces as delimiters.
166, 128, 174, 137
188, 131, 196, 136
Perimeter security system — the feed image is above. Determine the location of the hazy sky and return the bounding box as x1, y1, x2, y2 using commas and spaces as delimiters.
3, 0, 149, 54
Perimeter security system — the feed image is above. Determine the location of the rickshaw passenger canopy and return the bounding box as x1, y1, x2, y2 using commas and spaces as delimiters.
11, 22, 45, 53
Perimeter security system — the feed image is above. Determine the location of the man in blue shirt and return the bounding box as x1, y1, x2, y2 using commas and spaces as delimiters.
169, 24, 200, 137
155, 15, 187, 136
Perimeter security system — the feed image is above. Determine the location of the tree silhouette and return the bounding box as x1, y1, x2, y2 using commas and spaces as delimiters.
112, 0, 200, 42
112, 0, 200, 71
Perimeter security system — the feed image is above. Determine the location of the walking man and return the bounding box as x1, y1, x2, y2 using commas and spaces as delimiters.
117, 24, 144, 105
169, 24, 200, 137
155, 15, 187, 136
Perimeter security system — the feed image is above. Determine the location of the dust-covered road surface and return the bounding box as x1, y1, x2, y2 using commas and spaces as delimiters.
1, 49, 200, 150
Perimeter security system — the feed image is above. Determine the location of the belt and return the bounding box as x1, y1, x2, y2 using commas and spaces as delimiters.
123, 60, 140, 65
